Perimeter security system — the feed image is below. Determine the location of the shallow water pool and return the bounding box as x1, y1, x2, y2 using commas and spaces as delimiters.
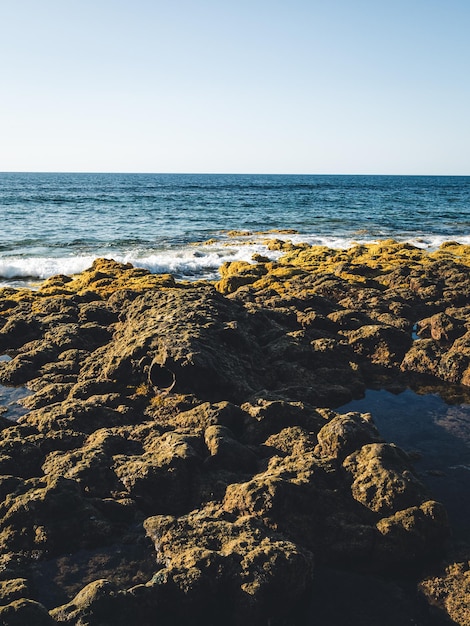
339, 387, 470, 540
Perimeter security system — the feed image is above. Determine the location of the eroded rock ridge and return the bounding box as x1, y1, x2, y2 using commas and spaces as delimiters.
0, 240, 468, 625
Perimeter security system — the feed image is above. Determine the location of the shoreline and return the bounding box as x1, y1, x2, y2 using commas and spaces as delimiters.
0, 239, 469, 624
1, 231, 470, 290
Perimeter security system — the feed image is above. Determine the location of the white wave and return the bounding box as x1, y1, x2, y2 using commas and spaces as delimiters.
242, 232, 470, 251
1, 232, 469, 288
0, 242, 280, 285
116, 242, 282, 278
0, 256, 98, 281
405, 234, 470, 249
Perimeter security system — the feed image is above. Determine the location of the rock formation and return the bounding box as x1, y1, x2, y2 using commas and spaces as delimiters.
0, 241, 468, 625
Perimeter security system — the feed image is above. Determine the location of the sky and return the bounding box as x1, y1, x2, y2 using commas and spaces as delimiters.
0, 0, 469, 175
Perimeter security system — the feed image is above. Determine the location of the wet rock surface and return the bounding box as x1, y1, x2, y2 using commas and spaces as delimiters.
0, 245, 468, 624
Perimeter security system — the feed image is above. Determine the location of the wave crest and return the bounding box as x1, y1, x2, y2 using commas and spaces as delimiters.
1, 234, 469, 287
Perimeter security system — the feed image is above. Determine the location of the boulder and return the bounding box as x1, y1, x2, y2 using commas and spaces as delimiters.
113, 432, 202, 515
51, 579, 121, 626
143, 506, 314, 625
345, 324, 412, 368
0, 476, 112, 556
417, 312, 466, 344
0, 599, 53, 626
343, 443, 429, 515
376, 500, 449, 565
315, 411, 384, 461
204, 425, 258, 473
420, 556, 470, 626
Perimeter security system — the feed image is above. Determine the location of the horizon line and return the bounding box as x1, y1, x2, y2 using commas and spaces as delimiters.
0, 171, 469, 177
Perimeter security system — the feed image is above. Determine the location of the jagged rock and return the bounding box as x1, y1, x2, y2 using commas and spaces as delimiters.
51, 579, 121, 626
0, 244, 467, 624
0, 578, 30, 605
0, 598, 53, 626
0, 476, 112, 556
21, 382, 73, 410
402, 331, 470, 387
21, 396, 137, 433
143, 505, 314, 625
419, 555, 470, 626
417, 312, 466, 344
78, 286, 270, 402
314, 411, 384, 461
221, 454, 385, 567
155, 400, 247, 434
401, 338, 443, 379
42, 428, 136, 497
327, 309, 374, 330
264, 426, 317, 457
345, 324, 412, 367
441, 331, 470, 386
376, 500, 449, 564
342, 443, 429, 515
113, 431, 203, 515
204, 425, 258, 473
240, 399, 324, 445
0, 313, 43, 351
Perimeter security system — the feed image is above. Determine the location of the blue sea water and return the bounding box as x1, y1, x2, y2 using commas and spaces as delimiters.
0, 172, 469, 286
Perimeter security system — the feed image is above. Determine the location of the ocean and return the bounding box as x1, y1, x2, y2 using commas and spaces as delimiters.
0, 172, 469, 287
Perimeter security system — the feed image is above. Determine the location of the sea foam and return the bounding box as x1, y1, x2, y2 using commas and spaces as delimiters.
0, 240, 280, 286
1, 232, 469, 288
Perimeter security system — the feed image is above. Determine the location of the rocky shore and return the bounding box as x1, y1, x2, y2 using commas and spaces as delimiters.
0, 239, 469, 625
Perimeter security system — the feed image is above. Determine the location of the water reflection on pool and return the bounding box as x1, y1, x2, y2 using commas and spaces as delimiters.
0, 384, 32, 420
0, 354, 32, 420
339, 388, 470, 540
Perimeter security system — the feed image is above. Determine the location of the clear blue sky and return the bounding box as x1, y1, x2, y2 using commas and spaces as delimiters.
1, 0, 469, 174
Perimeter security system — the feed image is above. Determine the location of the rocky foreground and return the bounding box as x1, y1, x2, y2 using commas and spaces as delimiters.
0, 239, 469, 625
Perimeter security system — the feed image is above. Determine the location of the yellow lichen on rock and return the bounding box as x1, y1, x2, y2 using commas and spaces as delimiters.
219, 261, 255, 278
282, 240, 431, 277
0, 258, 181, 309
38, 258, 177, 298
214, 240, 464, 297
431, 241, 470, 266
420, 558, 470, 626
217, 260, 269, 294
226, 229, 253, 237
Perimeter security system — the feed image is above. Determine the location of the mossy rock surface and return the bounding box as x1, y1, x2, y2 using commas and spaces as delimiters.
0, 243, 468, 624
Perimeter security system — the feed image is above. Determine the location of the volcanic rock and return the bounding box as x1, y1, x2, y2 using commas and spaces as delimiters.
0, 242, 468, 624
